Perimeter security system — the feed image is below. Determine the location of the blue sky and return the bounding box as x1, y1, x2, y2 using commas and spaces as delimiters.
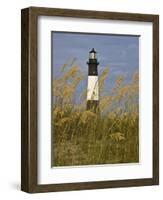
52, 32, 139, 98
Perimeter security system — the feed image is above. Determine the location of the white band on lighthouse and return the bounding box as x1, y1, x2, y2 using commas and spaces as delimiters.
87, 76, 99, 101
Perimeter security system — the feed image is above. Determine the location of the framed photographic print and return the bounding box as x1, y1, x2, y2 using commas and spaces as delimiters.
21, 7, 159, 193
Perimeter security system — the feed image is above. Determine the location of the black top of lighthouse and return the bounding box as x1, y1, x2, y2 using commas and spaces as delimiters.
87, 48, 99, 76
89, 48, 98, 60
90, 48, 96, 53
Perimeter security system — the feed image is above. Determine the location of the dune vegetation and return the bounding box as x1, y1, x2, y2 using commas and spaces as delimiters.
52, 60, 139, 166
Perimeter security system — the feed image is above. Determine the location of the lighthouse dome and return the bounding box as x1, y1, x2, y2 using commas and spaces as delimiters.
89, 48, 97, 59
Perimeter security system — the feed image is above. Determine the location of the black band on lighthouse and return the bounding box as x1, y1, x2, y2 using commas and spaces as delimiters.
87, 48, 99, 76
87, 59, 99, 76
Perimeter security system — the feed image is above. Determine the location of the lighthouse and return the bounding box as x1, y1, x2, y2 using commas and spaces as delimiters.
87, 48, 99, 112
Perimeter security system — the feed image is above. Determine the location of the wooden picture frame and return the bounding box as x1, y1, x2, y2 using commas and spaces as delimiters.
21, 7, 159, 193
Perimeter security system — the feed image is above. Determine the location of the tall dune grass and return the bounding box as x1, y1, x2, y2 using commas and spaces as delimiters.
52, 60, 139, 166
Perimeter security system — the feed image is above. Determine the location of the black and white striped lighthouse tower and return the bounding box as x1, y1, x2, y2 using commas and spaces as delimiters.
87, 48, 99, 112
